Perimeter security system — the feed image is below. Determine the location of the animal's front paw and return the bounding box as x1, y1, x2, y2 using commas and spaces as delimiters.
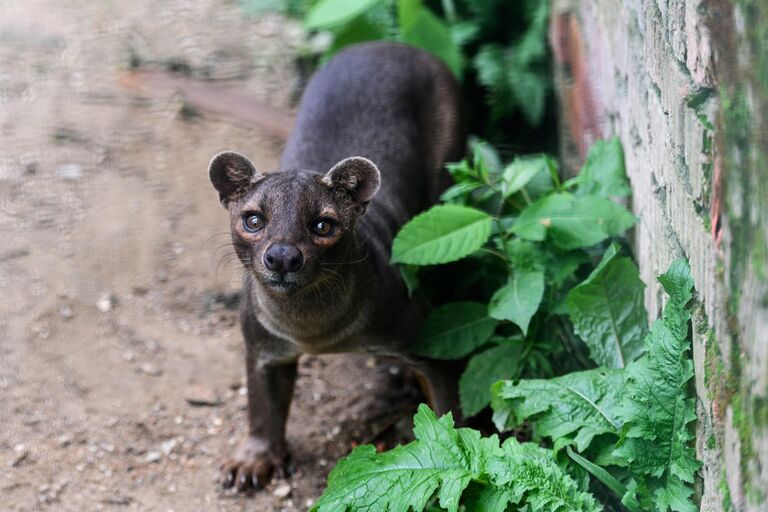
219, 437, 290, 491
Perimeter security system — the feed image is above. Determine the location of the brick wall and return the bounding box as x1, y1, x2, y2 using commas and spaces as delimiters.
550, 1, 768, 510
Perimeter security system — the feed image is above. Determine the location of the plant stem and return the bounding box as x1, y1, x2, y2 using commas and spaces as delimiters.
441, 0, 457, 24
480, 247, 507, 263
520, 187, 533, 206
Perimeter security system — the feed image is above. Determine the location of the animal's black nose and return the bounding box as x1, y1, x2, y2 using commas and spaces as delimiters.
263, 243, 304, 273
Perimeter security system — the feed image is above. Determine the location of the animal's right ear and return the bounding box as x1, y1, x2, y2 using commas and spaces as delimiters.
208, 151, 262, 206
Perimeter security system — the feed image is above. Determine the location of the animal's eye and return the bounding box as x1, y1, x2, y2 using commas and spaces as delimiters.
311, 219, 335, 237
243, 214, 265, 233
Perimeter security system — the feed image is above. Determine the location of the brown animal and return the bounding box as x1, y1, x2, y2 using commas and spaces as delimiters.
208, 42, 465, 491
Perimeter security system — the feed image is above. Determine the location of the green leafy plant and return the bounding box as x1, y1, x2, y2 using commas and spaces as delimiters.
493, 259, 700, 511
310, 405, 601, 512
392, 137, 636, 417
312, 260, 699, 512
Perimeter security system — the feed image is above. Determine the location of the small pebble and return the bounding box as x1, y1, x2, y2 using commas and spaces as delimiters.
59, 305, 73, 319
101, 495, 132, 505
272, 482, 292, 499
161, 438, 180, 456
184, 385, 223, 407
97, 293, 117, 313
56, 163, 83, 179
11, 444, 29, 467
138, 363, 162, 377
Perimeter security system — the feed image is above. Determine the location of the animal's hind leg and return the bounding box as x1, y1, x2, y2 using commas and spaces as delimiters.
406, 356, 463, 422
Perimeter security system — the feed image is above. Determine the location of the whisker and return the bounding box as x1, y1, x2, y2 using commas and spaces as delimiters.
214, 252, 242, 276
199, 232, 233, 251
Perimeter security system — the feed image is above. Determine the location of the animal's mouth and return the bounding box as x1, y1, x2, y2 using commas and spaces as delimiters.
263, 273, 301, 292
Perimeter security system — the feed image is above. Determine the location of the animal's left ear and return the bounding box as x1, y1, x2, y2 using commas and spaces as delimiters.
322, 157, 381, 211
208, 151, 263, 206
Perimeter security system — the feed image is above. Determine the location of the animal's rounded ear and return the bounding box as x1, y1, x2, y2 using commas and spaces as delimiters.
208, 151, 262, 206
322, 157, 381, 209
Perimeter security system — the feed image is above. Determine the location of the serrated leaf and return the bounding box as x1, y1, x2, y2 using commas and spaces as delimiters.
612, 259, 700, 512
512, 193, 636, 249
576, 137, 631, 198
413, 302, 498, 359
488, 269, 544, 335
313, 405, 600, 512
492, 369, 623, 452
500, 156, 552, 198
566, 244, 647, 368
460, 342, 522, 417
312, 405, 481, 512
488, 439, 602, 512
304, 0, 379, 29
657, 260, 695, 340
392, 205, 493, 265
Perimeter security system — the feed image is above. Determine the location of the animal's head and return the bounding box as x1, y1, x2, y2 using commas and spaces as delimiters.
208, 151, 380, 294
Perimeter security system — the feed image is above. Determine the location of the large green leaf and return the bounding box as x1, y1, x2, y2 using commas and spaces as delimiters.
398, 0, 463, 77
566, 244, 647, 368
576, 137, 631, 198
512, 192, 636, 249
312, 405, 600, 512
488, 269, 544, 335
391, 204, 492, 265
311, 406, 487, 512
460, 342, 521, 417
613, 260, 700, 512
413, 302, 498, 359
304, 0, 379, 29
511, 193, 570, 241
492, 368, 624, 452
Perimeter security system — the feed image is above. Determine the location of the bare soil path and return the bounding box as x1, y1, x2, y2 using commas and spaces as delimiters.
0, 2, 414, 510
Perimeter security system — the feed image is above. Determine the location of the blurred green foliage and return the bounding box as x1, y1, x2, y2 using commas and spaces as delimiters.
238, 0, 555, 150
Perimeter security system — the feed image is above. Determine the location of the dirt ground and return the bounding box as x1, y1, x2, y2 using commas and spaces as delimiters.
0, 2, 417, 510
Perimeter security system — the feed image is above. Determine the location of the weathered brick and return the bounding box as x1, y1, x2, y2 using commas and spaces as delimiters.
551, 1, 768, 509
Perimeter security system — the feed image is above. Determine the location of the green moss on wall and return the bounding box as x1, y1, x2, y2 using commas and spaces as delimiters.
711, 2, 768, 502
719, 0, 768, 310
719, 469, 734, 512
